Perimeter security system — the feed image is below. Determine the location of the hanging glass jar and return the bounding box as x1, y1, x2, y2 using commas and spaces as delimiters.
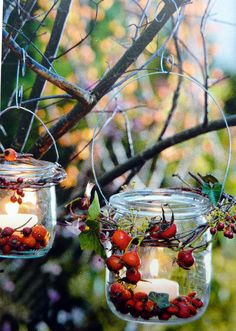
105, 189, 212, 325
0, 151, 66, 258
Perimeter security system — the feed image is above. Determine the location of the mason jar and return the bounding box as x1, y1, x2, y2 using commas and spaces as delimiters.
0, 154, 66, 258
105, 189, 212, 325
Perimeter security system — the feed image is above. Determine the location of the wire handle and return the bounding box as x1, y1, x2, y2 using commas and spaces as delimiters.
0, 106, 60, 163
91, 71, 232, 204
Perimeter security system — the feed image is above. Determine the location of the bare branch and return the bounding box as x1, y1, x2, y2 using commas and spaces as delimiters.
29, 0, 189, 158
97, 115, 236, 187
2, 29, 93, 104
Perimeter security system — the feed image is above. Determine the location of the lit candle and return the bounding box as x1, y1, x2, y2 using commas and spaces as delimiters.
134, 253, 179, 301
0, 200, 38, 230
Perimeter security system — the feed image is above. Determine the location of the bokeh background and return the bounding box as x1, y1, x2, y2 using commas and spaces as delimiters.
1, 1, 236, 330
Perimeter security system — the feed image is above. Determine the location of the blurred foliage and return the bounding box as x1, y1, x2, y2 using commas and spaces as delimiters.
1, 0, 236, 330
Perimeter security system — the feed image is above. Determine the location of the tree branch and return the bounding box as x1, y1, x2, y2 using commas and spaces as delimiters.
2, 29, 93, 105
12, 0, 74, 151
28, 0, 189, 158
97, 115, 236, 187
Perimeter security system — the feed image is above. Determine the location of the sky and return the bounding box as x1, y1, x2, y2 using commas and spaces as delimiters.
213, 0, 236, 72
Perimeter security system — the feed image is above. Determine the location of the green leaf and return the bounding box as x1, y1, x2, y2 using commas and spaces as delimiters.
148, 292, 170, 309
88, 192, 100, 220
202, 182, 222, 206
200, 174, 219, 184
79, 219, 106, 259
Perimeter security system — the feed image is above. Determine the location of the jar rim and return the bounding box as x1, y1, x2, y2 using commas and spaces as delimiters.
0, 155, 66, 187
109, 188, 212, 218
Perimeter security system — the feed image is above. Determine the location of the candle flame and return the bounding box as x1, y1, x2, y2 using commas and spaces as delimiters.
5, 202, 19, 215
150, 258, 159, 277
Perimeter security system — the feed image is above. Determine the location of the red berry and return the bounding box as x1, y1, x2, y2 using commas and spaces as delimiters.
0, 237, 9, 246
224, 229, 232, 238
17, 177, 24, 184
159, 312, 171, 320
125, 299, 135, 312
126, 268, 141, 284
4, 148, 17, 161
122, 251, 141, 268
8, 235, 22, 248
191, 298, 204, 308
134, 301, 144, 313
2, 227, 14, 237
10, 196, 17, 203
22, 235, 37, 248
110, 283, 126, 301
32, 225, 47, 241
210, 227, 217, 235
188, 291, 197, 298
177, 249, 195, 269
17, 197, 22, 204
106, 255, 123, 272
122, 290, 132, 301
175, 302, 192, 318
167, 305, 179, 314
133, 292, 148, 302
186, 303, 197, 315
158, 223, 177, 239
141, 311, 152, 320
150, 225, 160, 239
22, 227, 32, 236
217, 222, 225, 231
16, 189, 23, 196
144, 300, 155, 313
2, 244, 12, 254
111, 230, 132, 250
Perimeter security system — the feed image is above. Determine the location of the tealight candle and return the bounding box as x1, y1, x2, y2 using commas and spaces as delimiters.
134, 278, 180, 301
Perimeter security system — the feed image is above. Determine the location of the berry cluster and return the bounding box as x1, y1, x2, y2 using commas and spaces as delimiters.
0, 224, 49, 255
210, 215, 236, 239
106, 230, 142, 284
0, 176, 25, 204
109, 283, 203, 321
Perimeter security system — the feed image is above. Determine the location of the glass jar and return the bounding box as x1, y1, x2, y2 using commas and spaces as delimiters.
105, 189, 212, 325
0, 154, 66, 258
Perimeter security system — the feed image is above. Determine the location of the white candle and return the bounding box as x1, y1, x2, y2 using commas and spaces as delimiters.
134, 278, 179, 301
0, 214, 38, 230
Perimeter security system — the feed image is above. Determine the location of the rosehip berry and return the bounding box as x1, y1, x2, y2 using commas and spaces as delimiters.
217, 222, 225, 231
133, 292, 148, 302
32, 225, 47, 241
17, 197, 22, 204
125, 268, 141, 284
158, 223, 177, 239
0, 237, 9, 246
159, 312, 171, 320
210, 227, 217, 235
22, 235, 37, 248
4, 148, 17, 161
224, 229, 232, 238
111, 230, 132, 250
125, 299, 135, 312
10, 196, 17, 203
134, 301, 144, 313
106, 255, 123, 272
144, 300, 155, 313
2, 244, 12, 254
8, 235, 22, 248
17, 177, 24, 184
141, 311, 152, 320
175, 302, 192, 318
167, 305, 179, 314
186, 303, 197, 315
191, 298, 204, 308
110, 283, 126, 300
2, 227, 14, 237
122, 290, 132, 301
177, 249, 195, 270
188, 291, 197, 298
122, 251, 141, 268
22, 227, 32, 236
150, 225, 160, 239
16, 189, 23, 196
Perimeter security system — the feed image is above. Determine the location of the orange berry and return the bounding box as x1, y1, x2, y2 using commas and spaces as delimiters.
22, 234, 36, 248
32, 225, 47, 241
4, 148, 17, 161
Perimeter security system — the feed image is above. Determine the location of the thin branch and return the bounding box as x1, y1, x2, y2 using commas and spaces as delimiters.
29, 0, 188, 158
97, 114, 236, 187
200, 0, 211, 126
52, 0, 102, 61
2, 29, 93, 104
